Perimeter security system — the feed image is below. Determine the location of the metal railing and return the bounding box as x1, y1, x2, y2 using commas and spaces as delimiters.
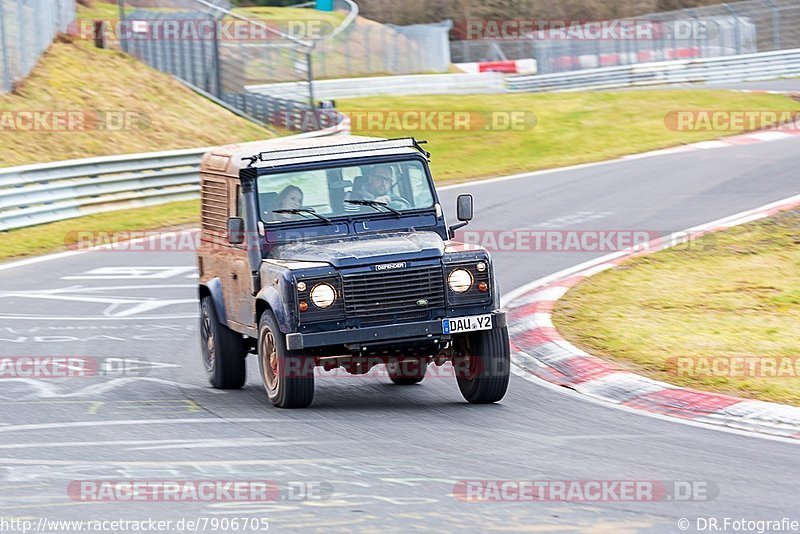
0, 125, 348, 231
246, 72, 506, 101
451, 0, 800, 75
0, 0, 75, 92
506, 48, 800, 92
87, 0, 451, 129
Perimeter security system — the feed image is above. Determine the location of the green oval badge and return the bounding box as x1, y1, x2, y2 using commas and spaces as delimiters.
416, 299, 429, 308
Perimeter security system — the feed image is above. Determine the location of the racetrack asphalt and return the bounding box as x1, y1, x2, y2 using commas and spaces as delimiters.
0, 133, 798, 532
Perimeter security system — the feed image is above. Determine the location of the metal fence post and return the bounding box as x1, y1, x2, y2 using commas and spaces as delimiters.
211, 16, 222, 98
16, 0, 26, 74
766, 0, 781, 50
688, 10, 701, 58
722, 3, 742, 55
0, 0, 11, 92
345, 31, 351, 75
306, 51, 318, 130
117, 0, 127, 53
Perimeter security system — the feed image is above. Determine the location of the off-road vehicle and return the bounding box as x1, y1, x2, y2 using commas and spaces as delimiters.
197, 135, 510, 408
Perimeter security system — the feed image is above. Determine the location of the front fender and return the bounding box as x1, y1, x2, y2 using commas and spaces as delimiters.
200, 278, 228, 327
256, 285, 294, 334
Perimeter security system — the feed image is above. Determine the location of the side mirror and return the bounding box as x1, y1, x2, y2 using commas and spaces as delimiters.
456, 194, 474, 222
227, 217, 245, 245
449, 194, 474, 239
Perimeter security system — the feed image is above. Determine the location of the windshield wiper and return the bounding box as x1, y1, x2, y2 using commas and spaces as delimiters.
345, 199, 402, 217
272, 208, 332, 224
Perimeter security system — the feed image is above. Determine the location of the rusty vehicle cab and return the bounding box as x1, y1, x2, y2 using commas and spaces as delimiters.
197, 135, 510, 408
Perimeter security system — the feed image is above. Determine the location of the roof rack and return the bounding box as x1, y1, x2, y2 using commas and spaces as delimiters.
242, 137, 430, 168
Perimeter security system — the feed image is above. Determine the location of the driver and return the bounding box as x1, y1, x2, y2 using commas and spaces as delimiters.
357, 165, 409, 206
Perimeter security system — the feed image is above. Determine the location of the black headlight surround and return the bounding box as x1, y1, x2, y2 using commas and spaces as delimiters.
444, 260, 492, 306
295, 275, 344, 323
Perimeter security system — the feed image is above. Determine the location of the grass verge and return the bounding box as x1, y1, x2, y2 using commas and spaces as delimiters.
0, 39, 274, 167
4, 89, 798, 262
0, 200, 199, 262
339, 90, 800, 183
553, 208, 800, 406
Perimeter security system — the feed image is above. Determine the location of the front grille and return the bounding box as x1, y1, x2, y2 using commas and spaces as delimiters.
342, 265, 445, 325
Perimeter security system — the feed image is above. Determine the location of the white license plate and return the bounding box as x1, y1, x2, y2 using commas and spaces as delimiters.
442, 314, 492, 334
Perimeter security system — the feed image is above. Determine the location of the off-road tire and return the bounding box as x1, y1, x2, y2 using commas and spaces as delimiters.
387, 358, 427, 385
258, 310, 315, 408
200, 295, 247, 389
455, 326, 510, 404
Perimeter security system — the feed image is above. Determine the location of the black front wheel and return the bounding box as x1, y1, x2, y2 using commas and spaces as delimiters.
454, 326, 510, 404
200, 295, 246, 389
258, 310, 315, 409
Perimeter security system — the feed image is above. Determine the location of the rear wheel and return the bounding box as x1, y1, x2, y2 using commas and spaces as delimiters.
387, 357, 427, 385
454, 326, 510, 404
200, 295, 246, 389
258, 310, 315, 408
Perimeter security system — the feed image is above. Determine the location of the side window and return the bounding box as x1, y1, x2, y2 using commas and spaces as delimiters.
409, 165, 434, 206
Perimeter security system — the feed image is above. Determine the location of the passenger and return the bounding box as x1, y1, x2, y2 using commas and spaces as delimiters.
274, 185, 303, 221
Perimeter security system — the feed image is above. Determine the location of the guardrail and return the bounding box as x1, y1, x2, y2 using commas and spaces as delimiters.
506, 48, 800, 92
247, 72, 506, 101
0, 127, 346, 231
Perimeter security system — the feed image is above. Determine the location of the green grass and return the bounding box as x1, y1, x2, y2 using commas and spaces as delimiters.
553, 209, 800, 406
6, 88, 800, 262
0, 200, 200, 262
76, 2, 345, 29
75, 0, 129, 20
339, 91, 800, 183
0, 39, 274, 167
232, 6, 345, 28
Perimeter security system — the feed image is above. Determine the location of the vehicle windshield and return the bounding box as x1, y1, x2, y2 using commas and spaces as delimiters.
257, 159, 435, 224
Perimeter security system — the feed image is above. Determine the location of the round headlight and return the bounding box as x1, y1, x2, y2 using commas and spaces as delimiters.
310, 283, 336, 308
448, 269, 473, 293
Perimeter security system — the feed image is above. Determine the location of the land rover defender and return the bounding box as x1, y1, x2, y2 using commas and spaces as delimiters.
197, 135, 510, 408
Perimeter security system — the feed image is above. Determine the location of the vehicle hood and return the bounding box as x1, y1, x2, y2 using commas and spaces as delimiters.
269, 231, 445, 268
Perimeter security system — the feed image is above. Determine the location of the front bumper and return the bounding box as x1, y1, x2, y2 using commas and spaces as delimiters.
285, 311, 507, 350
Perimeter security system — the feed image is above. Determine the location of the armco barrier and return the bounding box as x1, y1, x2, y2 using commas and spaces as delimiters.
506, 48, 800, 92
0, 126, 347, 232
246, 72, 506, 101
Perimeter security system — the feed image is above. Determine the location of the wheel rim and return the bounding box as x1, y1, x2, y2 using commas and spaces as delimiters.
201, 301, 215, 373
260, 327, 278, 393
